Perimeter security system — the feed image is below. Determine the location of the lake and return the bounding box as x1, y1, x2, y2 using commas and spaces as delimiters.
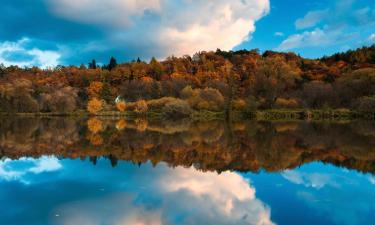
0, 117, 374, 225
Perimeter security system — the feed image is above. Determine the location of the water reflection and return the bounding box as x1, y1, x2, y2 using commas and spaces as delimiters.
0, 117, 374, 225
0, 117, 374, 174
0, 158, 275, 225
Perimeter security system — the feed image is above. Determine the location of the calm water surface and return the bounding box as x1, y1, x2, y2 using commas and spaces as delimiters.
0, 117, 374, 225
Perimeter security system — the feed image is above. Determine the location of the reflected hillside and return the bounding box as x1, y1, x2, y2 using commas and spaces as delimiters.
0, 117, 374, 174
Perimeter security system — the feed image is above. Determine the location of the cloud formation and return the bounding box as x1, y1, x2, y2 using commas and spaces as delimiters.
45, 0, 270, 59
277, 0, 375, 54
295, 9, 328, 30
0, 38, 60, 68
0, 156, 62, 183
53, 166, 275, 225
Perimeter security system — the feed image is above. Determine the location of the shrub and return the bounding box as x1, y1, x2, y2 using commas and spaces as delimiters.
245, 96, 259, 113
87, 134, 103, 146
40, 86, 78, 113
180, 85, 198, 99
274, 98, 299, 109
180, 86, 224, 111
200, 88, 225, 107
116, 119, 126, 130
87, 118, 103, 133
116, 101, 126, 112
0, 79, 39, 113
87, 98, 103, 114
232, 99, 247, 110
134, 100, 148, 113
135, 119, 148, 131
355, 96, 375, 111
162, 99, 192, 118
147, 97, 179, 110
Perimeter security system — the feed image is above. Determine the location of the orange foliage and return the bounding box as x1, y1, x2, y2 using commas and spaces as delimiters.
134, 100, 148, 113
87, 134, 103, 146
87, 81, 103, 98
116, 101, 126, 112
116, 119, 127, 131
141, 76, 154, 82
87, 118, 103, 133
87, 98, 103, 113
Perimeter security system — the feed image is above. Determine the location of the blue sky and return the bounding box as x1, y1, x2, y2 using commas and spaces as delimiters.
0, 0, 374, 67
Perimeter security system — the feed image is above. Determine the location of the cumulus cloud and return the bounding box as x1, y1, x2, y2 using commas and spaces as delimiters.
295, 9, 328, 30
281, 170, 338, 189
277, 0, 375, 53
274, 32, 284, 37
369, 33, 375, 42
277, 28, 336, 51
0, 157, 62, 183
0, 38, 60, 68
53, 166, 275, 225
46, 0, 270, 58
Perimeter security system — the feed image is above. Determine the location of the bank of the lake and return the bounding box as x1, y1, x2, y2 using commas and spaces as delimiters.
1, 109, 374, 121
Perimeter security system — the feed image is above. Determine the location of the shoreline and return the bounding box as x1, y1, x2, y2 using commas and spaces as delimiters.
0, 109, 374, 121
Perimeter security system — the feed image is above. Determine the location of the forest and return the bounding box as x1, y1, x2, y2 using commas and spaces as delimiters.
0, 45, 374, 119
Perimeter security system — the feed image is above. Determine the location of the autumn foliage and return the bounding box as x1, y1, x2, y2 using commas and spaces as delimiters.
0, 45, 374, 115
116, 101, 126, 112
87, 98, 103, 114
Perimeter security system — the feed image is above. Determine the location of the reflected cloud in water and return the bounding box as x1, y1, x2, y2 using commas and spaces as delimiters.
279, 163, 375, 225
0, 158, 274, 225
0, 118, 375, 225
53, 165, 274, 225
0, 156, 62, 183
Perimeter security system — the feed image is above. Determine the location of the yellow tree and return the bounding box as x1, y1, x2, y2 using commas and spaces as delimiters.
87, 98, 103, 114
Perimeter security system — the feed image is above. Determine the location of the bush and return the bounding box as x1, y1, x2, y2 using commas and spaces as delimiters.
87, 98, 103, 113
232, 99, 247, 110
40, 86, 78, 113
87, 118, 103, 133
244, 96, 259, 113
180, 86, 198, 99
180, 86, 224, 111
274, 98, 299, 109
355, 96, 375, 111
147, 97, 179, 110
162, 99, 192, 118
134, 100, 148, 113
116, 101, 126, 112
0, 79, 39, 113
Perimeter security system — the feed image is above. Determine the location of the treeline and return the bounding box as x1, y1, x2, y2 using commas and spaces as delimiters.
0, 45, 374, 116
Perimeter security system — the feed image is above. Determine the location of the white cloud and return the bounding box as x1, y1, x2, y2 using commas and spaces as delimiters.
277, 28, 331, 51
295, 9, 328, 30
369, 33, 375, 42
46, 0, 270, 58
53, 166, 275, 225
0, 157, 62, 183
282, 170, 337, 189
278, 1, 375, 53
368, 175, 375, 184
0, 38, 60, 68
274, 32, 284, 37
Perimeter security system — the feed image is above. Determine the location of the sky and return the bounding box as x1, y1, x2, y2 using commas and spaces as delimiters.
0, 0, 374, 68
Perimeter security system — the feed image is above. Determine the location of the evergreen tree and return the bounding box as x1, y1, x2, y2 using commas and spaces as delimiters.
108, 57, 118, 71
89, 59, 97, 69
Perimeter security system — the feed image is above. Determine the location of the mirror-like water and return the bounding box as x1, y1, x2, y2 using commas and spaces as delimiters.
0, 117, 374, 225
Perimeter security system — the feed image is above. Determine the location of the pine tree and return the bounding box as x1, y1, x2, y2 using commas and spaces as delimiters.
108, 57, 117, 71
